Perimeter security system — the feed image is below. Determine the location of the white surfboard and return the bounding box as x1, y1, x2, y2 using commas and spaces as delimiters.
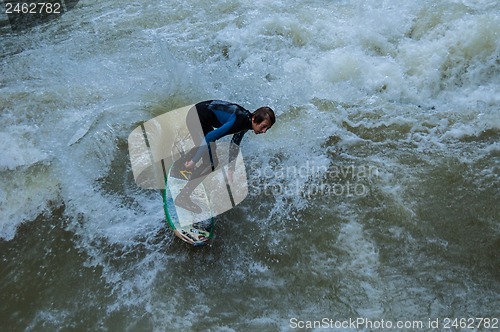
162, 143, 214, 246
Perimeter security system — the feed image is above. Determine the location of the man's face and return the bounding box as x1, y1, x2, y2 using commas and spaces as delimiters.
252, 118, 271, 134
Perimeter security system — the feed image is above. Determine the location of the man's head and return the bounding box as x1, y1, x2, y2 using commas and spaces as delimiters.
251, 106, 275, 134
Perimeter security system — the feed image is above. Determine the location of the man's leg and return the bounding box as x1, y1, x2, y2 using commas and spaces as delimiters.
174, 161, 212, 213
175, 106, 216, 213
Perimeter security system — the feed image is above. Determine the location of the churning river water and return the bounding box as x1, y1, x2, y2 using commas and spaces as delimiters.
1, 0, 499, 330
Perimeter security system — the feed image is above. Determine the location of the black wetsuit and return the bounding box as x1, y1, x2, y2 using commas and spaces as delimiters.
188, 100, 252, 169
176, 100, 253, 212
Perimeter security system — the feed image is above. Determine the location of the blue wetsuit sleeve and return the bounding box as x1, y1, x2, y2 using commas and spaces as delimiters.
192, 113, 237, 163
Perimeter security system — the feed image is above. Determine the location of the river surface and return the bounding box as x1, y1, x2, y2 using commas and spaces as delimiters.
1, 0, 499, 330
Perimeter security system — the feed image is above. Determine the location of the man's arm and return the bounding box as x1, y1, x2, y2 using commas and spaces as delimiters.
191, 114, 237, 163
228, 131, 246, 174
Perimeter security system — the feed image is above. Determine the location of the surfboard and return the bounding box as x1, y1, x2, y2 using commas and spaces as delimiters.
162, 144, 214, 246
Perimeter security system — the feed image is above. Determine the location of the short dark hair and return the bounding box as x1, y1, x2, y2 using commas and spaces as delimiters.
253, 106, 275, 126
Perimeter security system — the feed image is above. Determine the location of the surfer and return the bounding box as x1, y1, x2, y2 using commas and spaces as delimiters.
175, 100, 275, 213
